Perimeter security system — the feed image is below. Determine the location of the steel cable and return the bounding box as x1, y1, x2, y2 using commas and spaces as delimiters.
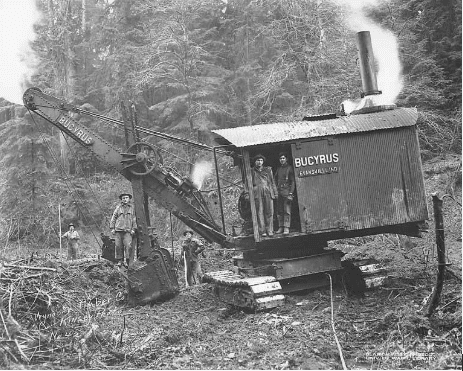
32, 102, 239, 187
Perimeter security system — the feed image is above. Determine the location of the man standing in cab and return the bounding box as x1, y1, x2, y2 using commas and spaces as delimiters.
274, 152, 295, 235
251, 154, 278, 237
110, 193, 137, 267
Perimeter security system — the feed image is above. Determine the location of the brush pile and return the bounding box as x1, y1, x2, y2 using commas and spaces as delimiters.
0, 256, 125, 368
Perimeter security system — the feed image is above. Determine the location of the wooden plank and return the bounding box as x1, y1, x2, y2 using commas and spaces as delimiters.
359, 264, 386, 275
207, 270, 236, 276
239, 276, 277, 286
255, 295, 286, 310
204, 271, 278, 287
242, 150, 261, 243
249, 282, 282, 297
219, 278, 248, 285
207, 277, 248, 286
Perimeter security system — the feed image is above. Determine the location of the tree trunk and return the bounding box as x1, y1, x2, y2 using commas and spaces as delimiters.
426, 193, 447, 316
80, 0, 88, 98
82, 0, 87, 33
63, 1, 77, 174
245, 12, 252, 126
315, 0, 326, 113
46, 0, 70, 173
30, 140, 36, 215
47, 0, 54, 27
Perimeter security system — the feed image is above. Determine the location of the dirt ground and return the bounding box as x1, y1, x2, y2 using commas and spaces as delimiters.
0, 155, 461, 370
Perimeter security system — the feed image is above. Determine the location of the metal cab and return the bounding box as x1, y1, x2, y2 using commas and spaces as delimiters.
213, 106, 428, 245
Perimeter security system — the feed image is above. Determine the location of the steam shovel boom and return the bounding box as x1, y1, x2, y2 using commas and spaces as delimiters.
23, 87, 229, 305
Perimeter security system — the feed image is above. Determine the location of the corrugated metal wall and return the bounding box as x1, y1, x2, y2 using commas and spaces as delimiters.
291, 138, 347, 232
292, 126, 428, 233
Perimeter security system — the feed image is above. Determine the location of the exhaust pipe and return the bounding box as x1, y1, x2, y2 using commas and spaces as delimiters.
340, 31, 396, 115
356, 31, 381, 97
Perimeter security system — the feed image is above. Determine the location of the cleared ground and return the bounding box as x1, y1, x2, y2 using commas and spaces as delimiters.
0, 155, 461, 370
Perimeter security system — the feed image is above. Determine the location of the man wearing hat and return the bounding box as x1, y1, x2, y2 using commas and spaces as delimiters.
110, 193, 137, 266
251, 154, 278, 237
61, 223, 80, 260
274, 152, 295, 235
181, 230, 205, 286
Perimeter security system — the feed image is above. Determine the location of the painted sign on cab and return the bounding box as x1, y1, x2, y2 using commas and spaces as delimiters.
294, 153, 339, 177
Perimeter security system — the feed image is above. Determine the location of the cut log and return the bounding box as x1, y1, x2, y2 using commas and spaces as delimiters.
3, 263, 56, 272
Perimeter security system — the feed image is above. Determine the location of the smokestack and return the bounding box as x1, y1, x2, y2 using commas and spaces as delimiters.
341, 30, 396, 115
357, 31, 381, 97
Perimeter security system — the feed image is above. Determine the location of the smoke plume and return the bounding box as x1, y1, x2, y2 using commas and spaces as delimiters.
0, 0, 41, 104
191, 161, 213, 190
336, 0, 403, 110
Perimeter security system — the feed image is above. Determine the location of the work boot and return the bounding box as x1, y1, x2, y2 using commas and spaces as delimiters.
283, 227, 289, 235
276, 227, 284, 234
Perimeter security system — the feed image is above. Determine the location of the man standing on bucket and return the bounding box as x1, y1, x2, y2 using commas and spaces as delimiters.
110, 193, 137, 267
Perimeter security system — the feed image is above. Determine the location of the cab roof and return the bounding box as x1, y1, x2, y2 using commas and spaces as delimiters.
212, 107, 418, 148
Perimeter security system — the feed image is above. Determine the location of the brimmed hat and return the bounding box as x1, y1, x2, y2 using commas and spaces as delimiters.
252, 154, 266, 163
183, 230, 194, 236
119, 193, 132, 200
68, 223, 75, 227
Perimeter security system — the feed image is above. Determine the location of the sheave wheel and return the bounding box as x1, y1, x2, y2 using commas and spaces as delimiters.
122, 142, 161, 176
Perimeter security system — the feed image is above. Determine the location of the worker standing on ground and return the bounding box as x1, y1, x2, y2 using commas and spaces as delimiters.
61, 223, 80, 260
251, 154, 278, 237
274, 152, 295, 235
181, 230, 205, 286
110, 193, 137, 267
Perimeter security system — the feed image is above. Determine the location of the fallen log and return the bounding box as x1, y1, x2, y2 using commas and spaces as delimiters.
3, 264, 56, 272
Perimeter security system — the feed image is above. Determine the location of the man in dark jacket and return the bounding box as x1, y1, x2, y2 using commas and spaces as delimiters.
251, 154, 278, 237
181, 230, 205, 286
274, 152, 295, 235
110, 193, 137, 266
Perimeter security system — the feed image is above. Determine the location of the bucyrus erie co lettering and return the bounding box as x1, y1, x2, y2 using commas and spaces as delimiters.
294, 152, 339, 177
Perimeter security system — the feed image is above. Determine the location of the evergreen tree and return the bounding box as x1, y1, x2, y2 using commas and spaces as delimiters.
0, 112, 56, 242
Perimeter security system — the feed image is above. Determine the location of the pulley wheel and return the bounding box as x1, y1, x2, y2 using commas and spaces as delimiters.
125, 142, 161, 176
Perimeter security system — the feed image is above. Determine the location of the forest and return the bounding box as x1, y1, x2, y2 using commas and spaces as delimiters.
0, 0, 461, 369
0, 0, 460, 245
